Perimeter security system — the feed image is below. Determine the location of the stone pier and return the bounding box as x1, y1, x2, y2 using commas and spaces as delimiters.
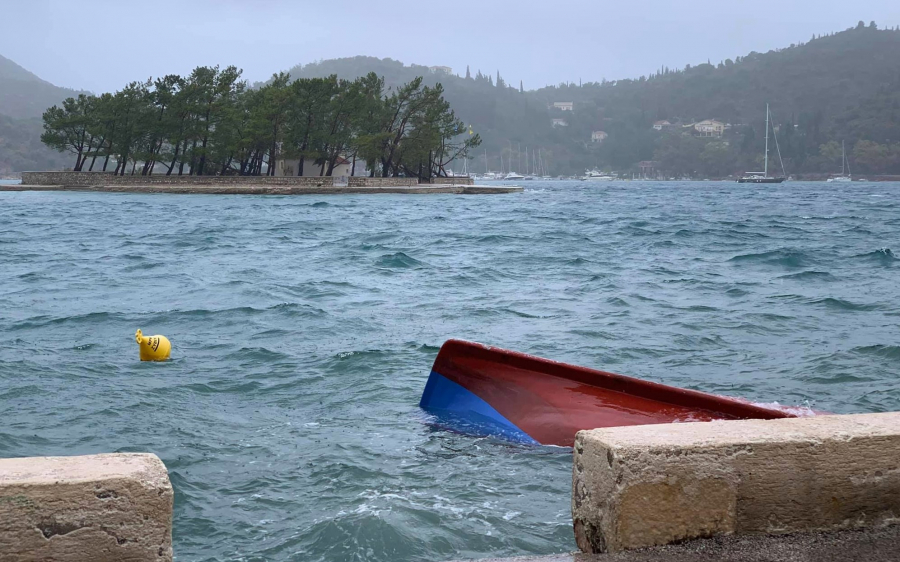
5, 171, 515, 195
0, 453, 173, 562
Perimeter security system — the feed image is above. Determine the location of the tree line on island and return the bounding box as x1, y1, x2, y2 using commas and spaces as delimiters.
39, 67, 480, 178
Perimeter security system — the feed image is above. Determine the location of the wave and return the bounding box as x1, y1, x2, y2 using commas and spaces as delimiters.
852, 248, 896, 264
776, 270, 835, 281
477, 234, 519, 243
375, 252, 428, 269
851, 344, 900, 360
728, 248, 809, 268
809, 297, 879, 312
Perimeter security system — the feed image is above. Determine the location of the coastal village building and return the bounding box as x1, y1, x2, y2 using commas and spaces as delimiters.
693, 119, 725, 137
429, 66, 453, 74
653, 120, 673, 131
591, 131, 608, 143
273, 157, 352, 177
552, 118, 569, 127
552, 102, 574, 111
638, 160, 661, 179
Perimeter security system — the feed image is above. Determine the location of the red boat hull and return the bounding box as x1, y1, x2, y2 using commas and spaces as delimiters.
420, 340, 796, 447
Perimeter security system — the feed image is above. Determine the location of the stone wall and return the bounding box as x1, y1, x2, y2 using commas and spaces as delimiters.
572, 412, 900, 553
21, 172, 481, 188
430, 177, 475, 185
0, 453, 173, 562
21, 171, 335, 187
347, 177, 419, 187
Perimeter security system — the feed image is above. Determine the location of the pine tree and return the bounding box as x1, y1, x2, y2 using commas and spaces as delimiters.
519, 80, 523, 93
466, 65, 471, 80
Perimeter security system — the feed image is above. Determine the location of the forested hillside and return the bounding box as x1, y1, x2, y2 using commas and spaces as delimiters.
8, 22, 900, 176
0, 55, 83, 174
285, 23, 900, 177
532, 21, 900, 176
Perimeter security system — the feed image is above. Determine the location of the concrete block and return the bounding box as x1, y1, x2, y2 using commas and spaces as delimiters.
0, 453, 173, 562
572, 413, 900, 553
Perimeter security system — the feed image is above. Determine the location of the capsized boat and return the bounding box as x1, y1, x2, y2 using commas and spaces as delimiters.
419, 339, 798, 446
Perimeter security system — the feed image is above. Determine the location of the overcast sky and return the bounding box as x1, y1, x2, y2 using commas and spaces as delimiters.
2, 0, 899, 93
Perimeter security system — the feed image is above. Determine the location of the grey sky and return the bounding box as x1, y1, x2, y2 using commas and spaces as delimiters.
2, 0, 898, 93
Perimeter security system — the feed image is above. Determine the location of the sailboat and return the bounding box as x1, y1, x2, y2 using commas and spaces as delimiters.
738, 104, 786, 184
827, 141, 852, 182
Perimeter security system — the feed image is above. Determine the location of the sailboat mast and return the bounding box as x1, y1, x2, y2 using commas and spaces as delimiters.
764, 104, 770, 177
842, 141, 846, 176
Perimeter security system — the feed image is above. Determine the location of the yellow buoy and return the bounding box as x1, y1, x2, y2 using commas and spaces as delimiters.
135, 329, 171, 361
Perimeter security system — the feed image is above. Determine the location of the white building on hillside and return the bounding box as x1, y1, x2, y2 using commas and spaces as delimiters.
591, 131, 608, 143
694, 120, 725, 138
552, 102, 574, 111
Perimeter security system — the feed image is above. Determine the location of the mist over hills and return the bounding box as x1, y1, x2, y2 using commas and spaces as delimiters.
0, 54, 84, 119
3, 22, 900, 175
282, 23, 900, 176
0, 54, 85, 173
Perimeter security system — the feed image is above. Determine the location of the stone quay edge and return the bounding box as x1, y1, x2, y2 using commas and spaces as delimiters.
572, 412, 900, 553
0, 453, 173, 562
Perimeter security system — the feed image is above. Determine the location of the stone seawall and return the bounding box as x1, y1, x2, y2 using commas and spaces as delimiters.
21, 171, 335, 187
347, 177, 419, 187
430, 177, 475, 185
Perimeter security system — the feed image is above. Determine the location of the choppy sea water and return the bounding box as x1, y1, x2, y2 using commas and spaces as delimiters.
1, 181, 898, 561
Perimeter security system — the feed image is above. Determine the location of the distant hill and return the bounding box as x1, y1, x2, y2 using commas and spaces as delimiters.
524, 22, 900, 174
7, 23, 900, 175
0, 54, 83, 120
280, 24, 900, 176
0, 55, 86, 174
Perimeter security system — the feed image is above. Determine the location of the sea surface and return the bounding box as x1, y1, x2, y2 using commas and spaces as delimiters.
1, 181, 898, 561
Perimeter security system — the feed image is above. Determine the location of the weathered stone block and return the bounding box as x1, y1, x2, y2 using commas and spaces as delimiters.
572, 413, 900, 553
0, 453, 173, 562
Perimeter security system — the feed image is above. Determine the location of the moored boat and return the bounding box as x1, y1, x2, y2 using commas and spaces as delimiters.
737, 104, 787, 184
827, 141, 852, 182
419, 340, 798, 446
583, 170, 616, 181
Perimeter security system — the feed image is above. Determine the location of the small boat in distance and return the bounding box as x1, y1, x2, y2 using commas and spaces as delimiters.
827, 141, 852, 182
419, 340, 801, 446
504, 172, 525, 180
583, 170, 616, 181
738, 104, 786, 184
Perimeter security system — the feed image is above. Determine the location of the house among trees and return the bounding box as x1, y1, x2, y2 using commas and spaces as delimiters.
552, 118, 569, 127
652, 120, 673, 131
552, 102, 574, 111
693, 119, 725, 137
274, 156, 353, 177
429, 66, 453, 74
591, 131, 608, 143
638, 160, 661, 179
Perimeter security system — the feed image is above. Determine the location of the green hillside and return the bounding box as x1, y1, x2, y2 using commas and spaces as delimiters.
9, 22, 900, 175
283, 23, 900, 176
0, 55, 84, 174
0, 54, 82, 119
